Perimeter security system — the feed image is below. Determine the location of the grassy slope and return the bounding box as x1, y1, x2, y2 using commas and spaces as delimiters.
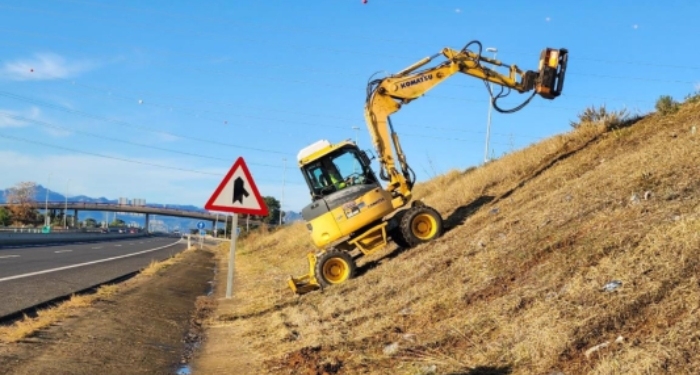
195, 98, 700, 375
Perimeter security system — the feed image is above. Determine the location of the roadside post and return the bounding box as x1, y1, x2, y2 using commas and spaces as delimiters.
197, 221, 205, 249
204, 157, 268, 299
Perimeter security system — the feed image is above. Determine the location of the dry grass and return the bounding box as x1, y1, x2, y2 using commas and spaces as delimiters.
140, 245, 196, 277
0, 283, 121, 343
195, 99, 700, 374
0, 247, 193, 343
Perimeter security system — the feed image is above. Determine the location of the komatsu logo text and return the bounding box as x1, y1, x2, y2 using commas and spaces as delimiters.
399, 74, 433, 89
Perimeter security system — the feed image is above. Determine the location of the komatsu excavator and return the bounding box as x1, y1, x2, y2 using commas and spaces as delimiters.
288, 40, 568, 294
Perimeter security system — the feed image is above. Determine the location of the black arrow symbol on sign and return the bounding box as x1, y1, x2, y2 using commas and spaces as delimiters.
233, 177, 249, 204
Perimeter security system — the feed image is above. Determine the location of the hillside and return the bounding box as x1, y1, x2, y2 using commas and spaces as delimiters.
194, 96, 700, 374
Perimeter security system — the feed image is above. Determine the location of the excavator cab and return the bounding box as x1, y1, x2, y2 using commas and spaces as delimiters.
302, 147, 376, 199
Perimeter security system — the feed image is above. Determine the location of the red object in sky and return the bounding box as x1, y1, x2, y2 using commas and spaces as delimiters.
362, 0, 367, 3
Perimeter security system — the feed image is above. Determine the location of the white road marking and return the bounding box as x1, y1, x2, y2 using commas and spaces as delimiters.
0, 254, 20, 259
54, 250, 73, 254
0, 239, 183, 283
92, 246, 103, 249
114, 244, 122, 247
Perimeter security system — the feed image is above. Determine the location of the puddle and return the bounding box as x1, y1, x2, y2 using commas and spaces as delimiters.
206, 265, 218, 296
176, 364, 191, 375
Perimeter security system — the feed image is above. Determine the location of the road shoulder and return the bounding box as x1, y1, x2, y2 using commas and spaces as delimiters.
0, 248, 215, 375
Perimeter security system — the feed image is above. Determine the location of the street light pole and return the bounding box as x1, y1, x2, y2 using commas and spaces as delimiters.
279, 158, 287, 226
44, 173, 52, 227
63, 179, 70, 228
484, 47, 498, 164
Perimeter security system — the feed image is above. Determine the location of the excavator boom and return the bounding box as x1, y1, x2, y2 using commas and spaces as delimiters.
364, 41, 568, 204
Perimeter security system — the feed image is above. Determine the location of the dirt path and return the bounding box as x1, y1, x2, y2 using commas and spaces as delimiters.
0, 249, 215, 375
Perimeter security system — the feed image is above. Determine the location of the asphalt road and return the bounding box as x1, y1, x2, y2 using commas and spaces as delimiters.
0, 235, 188, 319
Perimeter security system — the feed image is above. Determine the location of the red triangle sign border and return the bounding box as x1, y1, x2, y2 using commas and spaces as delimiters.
204, 157, 269, 216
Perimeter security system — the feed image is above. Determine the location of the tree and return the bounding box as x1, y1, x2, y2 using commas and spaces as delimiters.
5, 181, 38, 225
0, 207, 12, 226
85, 218, 97, 227
261, 196, 283, 225
110, 218, 126, 226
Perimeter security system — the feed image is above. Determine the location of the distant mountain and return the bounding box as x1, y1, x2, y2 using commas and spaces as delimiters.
284, 210, 303, 223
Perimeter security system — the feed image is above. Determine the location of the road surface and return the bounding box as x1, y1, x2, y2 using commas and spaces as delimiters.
0, 235, 187, 319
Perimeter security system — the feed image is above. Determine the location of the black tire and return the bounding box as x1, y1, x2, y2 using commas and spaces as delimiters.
314, 249, 357, 287
389, 210, 411, 249
399, 206, 444, 247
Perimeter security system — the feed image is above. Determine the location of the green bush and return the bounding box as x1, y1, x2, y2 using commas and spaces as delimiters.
570, 104, 631, 130
655, 95, 679, 115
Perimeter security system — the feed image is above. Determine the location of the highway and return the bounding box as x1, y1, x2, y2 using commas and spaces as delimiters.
0, 235, 188, 319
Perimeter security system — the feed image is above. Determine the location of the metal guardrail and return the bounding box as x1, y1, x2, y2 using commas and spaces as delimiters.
0, 227, 144, 234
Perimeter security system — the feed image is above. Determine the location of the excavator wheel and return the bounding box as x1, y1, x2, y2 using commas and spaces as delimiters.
389, 209, 411, 249
399, 205, 444, 247
314, 249, 357, 287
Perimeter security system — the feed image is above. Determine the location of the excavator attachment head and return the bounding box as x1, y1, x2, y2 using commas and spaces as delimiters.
287, 252, 321, 295
536, 48, 568, 99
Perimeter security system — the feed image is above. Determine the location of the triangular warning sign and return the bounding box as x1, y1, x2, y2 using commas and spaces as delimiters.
204, 157, 269, 216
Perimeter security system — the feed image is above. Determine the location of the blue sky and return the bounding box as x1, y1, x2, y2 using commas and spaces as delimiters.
1, 0, 698, 212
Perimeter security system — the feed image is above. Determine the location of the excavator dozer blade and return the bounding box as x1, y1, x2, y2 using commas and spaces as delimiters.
288, 275, 320, 295
287, 252, 320, 295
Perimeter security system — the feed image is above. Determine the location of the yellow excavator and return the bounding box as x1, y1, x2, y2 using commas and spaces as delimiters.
288, 40, 568, 294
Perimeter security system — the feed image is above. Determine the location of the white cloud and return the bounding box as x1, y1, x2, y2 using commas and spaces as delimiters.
695, 82, 700, 91
0, 106, 72, 137
154, 132, 181, 142
0, 112, 28, 128
0, 107, 41, 128
0, 53, 95, 81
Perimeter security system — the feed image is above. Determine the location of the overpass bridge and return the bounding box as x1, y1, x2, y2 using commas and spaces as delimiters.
0, 202, 258, 230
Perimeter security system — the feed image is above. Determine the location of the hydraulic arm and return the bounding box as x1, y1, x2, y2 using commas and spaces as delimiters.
364, 40, 568, 206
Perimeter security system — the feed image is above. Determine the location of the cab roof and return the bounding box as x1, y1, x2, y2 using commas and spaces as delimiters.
297, 139, 356, 166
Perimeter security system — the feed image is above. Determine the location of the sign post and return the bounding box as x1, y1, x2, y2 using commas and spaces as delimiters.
204, 157, 268, 299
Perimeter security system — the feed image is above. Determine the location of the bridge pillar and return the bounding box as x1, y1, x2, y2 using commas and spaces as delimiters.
145, 213, 150, 233
74, 209, 79, 227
